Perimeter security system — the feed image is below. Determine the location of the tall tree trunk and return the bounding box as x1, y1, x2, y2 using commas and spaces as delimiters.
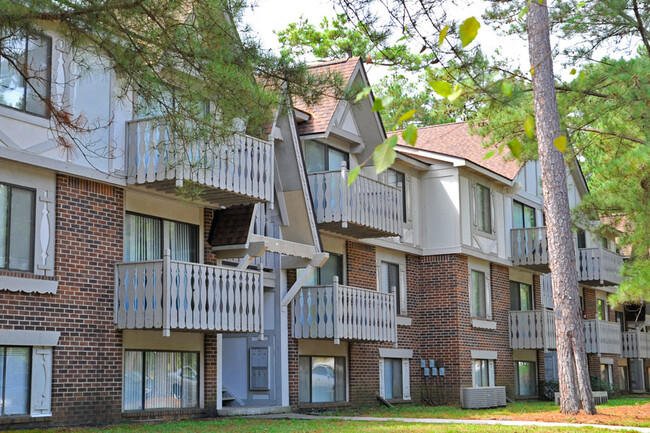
527, 0, 596, 415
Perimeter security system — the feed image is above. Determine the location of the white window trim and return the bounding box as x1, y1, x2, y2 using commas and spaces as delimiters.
376, 248, 407, 316
379, 358, 411, 401
468, 258, 492, 321
471, 180, 496, 238
471, 359, 496, 388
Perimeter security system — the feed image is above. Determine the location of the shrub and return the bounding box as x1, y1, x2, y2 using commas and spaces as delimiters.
541, 379, 559, 401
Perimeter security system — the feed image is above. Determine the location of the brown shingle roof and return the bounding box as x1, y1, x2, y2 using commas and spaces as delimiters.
392, 122, 521, 180
293, 57, 360, 136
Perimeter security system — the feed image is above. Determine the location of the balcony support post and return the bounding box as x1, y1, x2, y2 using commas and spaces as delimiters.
162, 248, 171, 337
333, 276, 340, 344
596, 319, 602, 357
542, 309, 548, 353
341, 162, 348, 229
258, 263, 265, 340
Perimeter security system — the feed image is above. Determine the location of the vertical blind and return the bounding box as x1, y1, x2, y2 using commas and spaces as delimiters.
0, 184, 35, 272
123, 350, 199, 411
125, 213, 198, 263
384, 358, 403, 399
1, 347, 30, 415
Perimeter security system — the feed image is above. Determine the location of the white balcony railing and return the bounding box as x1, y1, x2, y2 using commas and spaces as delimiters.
577, 247, 623, 286
115, 251, 263, 335
622, 330, 650, 359
511, 227, 549, 271
307, 164, 403, 238
584, 319, 621, 355
509, 309, 556, 350
292, 277, 397, 343
126, 117, 274, 205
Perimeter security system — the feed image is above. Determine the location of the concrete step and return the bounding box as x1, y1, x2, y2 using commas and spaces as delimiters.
217, 406, 291, 417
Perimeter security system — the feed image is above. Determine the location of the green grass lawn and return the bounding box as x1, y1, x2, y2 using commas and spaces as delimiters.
333, 395, 650, 420
14, 418, 645, 433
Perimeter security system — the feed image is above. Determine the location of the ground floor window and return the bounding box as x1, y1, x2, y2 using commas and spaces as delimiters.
383, 358, 403, 399
619, 366, 629, 392
514, 361, 537, 396
0, 346, 30, 416
298, 356, 346, 403
600, 364, 613, 387
123, 350, 199, 411
472, 359, 495, 387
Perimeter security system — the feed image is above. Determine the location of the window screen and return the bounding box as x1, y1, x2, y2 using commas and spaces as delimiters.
0, 184, 35, 272
475, 184, 492, 233
471, 270, 487, 318
383, 358, 403, 399
298, 356, 346, 403
0, 346, 30, 416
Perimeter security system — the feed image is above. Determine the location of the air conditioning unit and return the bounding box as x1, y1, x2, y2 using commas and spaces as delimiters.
460, 386, 507, 409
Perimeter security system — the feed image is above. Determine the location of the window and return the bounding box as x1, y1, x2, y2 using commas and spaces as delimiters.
470, 270, 488, 319
123, 350, 199, 411
0, 183, 35, 272
387, 169, 407, 222
0, 33, 51, 117
0, 346, 30, 416
383, 358, 403, 399
514, 361, 537, 397
298, 356, 346, 403
600, 364, 613, 387
616, 311, 625, 332
124, 213, 198, 262
475, 183, 492, 233
510, 281, 533, 311
597, 298, 608, 321
577, 230, 587, 249
513, 201, 536, 229
304, 140, 349, 174
380, 261, 404, 315
472, 359, 494, 387
298, 252, 343, 286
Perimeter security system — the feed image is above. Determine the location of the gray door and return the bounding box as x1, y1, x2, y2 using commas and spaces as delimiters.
629, 359, 645, 392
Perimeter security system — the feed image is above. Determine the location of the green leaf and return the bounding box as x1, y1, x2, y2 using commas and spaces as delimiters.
438, 25, 449, 47
518, 6, 528, 20
429, 80, 453, 98
483, 150, 496, 160
402, 124, 418, 146
397, 109, 417, 124
570, 68, 577, 75
448, 85, 463, 102
348, 165, 360, 186
530, 66, 535, 76
498, 142, 506, 154
501, 81, 513, 97
372, 97, 384, 112
524, 116, 535, 139
554, 135, 567, 153
459, 17, 480, 47
374, 135, 398, 173
355, 86, 372, 103
382, 95, 394, 109
507, 138, 523, 158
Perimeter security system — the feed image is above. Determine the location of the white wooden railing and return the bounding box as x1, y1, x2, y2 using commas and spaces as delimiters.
541, 274, 555, 309
114, 250, 263, 335
577, 247, 623, 286
126, 117, 274, 203
307, 163, 403, 237
511, 227, 549, 268
622, 330, 650, 359
509, 309, 556, 351
584, 319, 621, 355
292, 277, 397, 344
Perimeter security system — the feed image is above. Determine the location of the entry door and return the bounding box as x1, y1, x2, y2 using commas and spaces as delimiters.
629, 359, 645, 392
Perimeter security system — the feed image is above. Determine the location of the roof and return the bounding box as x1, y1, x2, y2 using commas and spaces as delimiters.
292, 57, 360, 136
392, 122, 521, 181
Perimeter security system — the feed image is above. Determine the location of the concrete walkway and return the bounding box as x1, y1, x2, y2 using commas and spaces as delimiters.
254, 412, 650, 432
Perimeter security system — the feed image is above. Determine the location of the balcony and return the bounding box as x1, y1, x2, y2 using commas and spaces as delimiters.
584, 319, 622, 355
114, 255, 264, 335
126, 117, 274, 206
307, 167, 403, 238
577, 247, 623, 287
509, 310, 556, 351
511, 228, 623, 286
621, 330, 650, 359
511, 227, 550, 273
509, 311, 622, 355
291, 280, 397, 344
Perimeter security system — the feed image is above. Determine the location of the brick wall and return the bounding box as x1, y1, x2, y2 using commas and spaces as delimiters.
0, 175, 125, 427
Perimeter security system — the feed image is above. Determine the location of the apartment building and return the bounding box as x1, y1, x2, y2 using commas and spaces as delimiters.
0, 32, 646, 431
